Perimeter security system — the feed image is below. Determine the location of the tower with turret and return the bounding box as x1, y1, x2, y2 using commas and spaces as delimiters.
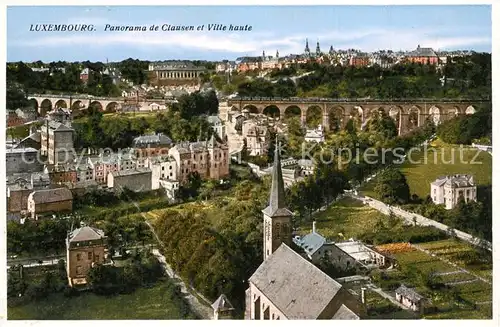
316, 40, 321, 57
262, 137, 293, 260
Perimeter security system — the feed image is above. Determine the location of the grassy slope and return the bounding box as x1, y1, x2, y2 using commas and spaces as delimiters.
361, 143, 492, 199
8, 280, 194, 320
296, 197, 387, 241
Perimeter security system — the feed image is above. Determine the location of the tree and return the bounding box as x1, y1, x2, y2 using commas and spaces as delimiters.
374, 168, 410, 204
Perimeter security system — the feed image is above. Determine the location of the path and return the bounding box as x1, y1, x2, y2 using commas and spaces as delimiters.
145, 220, 213, 320
350, 194, 492, 252
434, 270, 463, 276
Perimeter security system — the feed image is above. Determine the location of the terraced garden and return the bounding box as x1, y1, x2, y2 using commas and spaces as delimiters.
375, 239, 492, 319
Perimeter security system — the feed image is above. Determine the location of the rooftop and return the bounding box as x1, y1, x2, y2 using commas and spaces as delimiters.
111, 168, 151, 177
68, 226, 106, 243
431, 174, 475, 188
249, 243, 343, 319
395, 284, 425, 303
28, 187, 73, 204
133, 133, 173, 148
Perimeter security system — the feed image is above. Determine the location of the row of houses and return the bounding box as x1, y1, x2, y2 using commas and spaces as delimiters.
217, 42, 470, 74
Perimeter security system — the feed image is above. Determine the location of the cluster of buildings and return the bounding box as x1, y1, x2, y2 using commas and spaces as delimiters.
6, 109, 230, 221
6, 108, 39, 127
79, 65, 123, 85
216, 40, 474, 74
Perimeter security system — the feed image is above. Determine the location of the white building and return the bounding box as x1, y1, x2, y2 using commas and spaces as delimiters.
242, 121, 269, 156
430, 174, 477, 210
293, 222, 387, 270
207, 115, 226, 141
304, 125, 325, 143
145, 155, 178, 190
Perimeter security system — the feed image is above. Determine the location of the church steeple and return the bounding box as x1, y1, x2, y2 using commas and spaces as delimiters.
329, 45, 334, 55
268, 136, 286, 211
262, 135, 292, 260
276, 49, 279, 59
304, 39, 310, 56
316, 39, 321, 56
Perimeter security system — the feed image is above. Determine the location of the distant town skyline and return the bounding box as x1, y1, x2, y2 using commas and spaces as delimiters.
7, 5, 491, 62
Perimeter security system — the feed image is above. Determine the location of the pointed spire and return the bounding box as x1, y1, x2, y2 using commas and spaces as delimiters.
316, 39, 321, 56
304, 38, 310, 55
268, 135, 286, 211
276, 49, 279, 58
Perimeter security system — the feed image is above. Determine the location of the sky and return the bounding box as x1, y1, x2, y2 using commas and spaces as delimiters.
7, 5, 492, 62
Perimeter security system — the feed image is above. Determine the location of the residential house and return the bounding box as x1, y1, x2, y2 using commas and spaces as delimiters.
207, 115, 226, 141
27, 187, 73, 219
168, 135, 230, 183
395, 285, 428, 313
304, 125, 325, 143
66, 226, 107, 287
242, 120, 270, 156
40, 120, 75, 165
107, 168, 152, 193
430, 174, 477, 210
6, 147, 42, 175
133, 133, 173, 158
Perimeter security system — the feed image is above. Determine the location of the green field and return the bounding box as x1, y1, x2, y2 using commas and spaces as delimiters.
8, 280, 195, 320
296, 197, 387, 241
361, 144, 492, 199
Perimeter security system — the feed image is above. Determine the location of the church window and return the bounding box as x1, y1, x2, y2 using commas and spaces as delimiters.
77, 253, 81, 261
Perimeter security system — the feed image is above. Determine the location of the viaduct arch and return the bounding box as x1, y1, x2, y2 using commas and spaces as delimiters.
228, 97, 485, 135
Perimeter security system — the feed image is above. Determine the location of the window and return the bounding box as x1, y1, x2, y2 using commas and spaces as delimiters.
433, 189, 436, 194
162, 166, 165, 170
95, 255, 100, 262
77, 253, 81, 261
170, 172, 172, 177
88, 252, 92, 260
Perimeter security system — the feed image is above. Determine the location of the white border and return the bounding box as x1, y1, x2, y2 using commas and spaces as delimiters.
1, 1, 497, 327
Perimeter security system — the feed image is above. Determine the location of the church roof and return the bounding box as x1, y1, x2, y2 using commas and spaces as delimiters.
332, 304, 360, 320
249, 243, 343, 319
262, 137, 292, 217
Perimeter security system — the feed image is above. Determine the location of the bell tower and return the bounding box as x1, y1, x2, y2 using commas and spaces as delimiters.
262, 136, 293, 260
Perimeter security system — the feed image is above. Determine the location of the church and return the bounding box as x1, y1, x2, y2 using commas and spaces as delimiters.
244, 138, 366, 320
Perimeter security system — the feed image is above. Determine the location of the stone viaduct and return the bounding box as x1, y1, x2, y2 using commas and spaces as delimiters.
227, 97, 487, 135
27, 94, 169, 116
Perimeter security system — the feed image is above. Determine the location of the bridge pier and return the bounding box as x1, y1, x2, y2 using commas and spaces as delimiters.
322, 113, 330, 132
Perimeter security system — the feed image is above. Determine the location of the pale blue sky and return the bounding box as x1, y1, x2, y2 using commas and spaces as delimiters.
7, 5, 492, 62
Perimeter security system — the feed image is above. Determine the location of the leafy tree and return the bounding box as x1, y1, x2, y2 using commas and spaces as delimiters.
374, 168, 410, 204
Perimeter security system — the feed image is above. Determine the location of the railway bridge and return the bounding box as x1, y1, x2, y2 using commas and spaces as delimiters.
227, 97, 487, 135
27, 94, 172, 116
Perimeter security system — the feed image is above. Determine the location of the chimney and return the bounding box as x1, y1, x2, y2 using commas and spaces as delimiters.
361, 287, 366, 304
312, 221, 316, 234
